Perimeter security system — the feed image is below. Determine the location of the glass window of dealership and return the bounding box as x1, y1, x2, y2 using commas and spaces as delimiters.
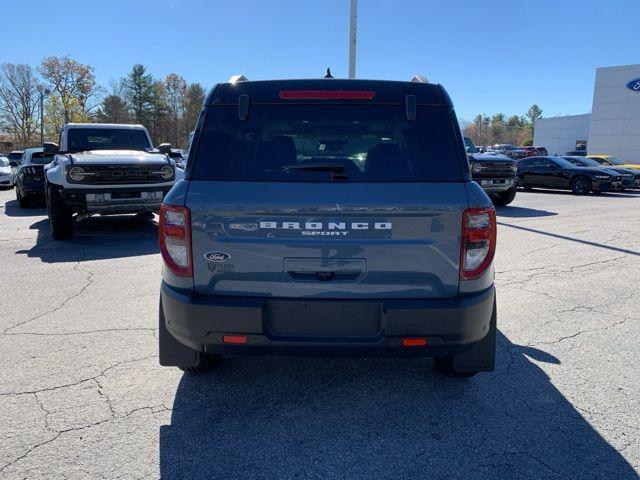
534, 64, 640, 164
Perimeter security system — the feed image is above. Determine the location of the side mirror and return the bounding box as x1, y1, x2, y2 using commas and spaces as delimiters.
43, 142, 59, 155
158, 143, 172, 155
9, 160, 18, 167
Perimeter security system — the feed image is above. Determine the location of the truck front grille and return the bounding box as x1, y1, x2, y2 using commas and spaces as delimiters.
473, 162, 516, 176
69, 164, 172, 184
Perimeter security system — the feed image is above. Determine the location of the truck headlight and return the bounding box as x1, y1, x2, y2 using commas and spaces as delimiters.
68, 166, 86, 182
160, 166, 174, 180
471, 162, 482, 173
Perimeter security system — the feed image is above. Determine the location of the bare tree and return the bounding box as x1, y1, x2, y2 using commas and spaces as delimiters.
0, 63, 40, 148
164, 74, 187, 146
38, 56, 101, 123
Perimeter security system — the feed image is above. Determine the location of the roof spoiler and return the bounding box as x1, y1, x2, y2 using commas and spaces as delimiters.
411, 75, 429, 83
228, 74, 249, 83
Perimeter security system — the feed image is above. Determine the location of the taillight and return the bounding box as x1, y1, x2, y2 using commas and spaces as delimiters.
159, 204, 192, 277
460, 207, 496, 280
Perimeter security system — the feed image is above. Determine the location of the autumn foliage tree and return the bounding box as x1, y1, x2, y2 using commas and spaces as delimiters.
0, 56, 208, 149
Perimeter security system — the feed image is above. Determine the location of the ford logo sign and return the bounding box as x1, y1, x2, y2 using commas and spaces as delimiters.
204, 251, 231, 262
626, 78, 640, 92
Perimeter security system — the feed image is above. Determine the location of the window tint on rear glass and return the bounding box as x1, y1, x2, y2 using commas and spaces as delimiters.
192, 105, 464, 182
30, 152, 54, 165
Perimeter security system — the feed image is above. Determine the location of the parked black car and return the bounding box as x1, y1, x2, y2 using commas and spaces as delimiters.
14, 148, 52, 207
517, 156, 623, 194
562, 156, 639, 190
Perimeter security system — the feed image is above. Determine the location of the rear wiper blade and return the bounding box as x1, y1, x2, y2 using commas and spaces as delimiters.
281, 162, 345, 173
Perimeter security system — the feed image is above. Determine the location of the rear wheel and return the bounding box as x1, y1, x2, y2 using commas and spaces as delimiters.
492, 186, 517, 206
435, 357, 478, 378
570, 176, 591, 195
179, 353, 222, 373
16, 187, 29, 208
46, 183, 74, 239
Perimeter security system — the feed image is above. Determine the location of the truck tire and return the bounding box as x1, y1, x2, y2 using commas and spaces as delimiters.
179, 353, 222, 374
492, 186, 517, 206
435, 296, 497, 378
159, 299, 221, 373
16, 187, 29, 208
46, 183, 74, 239
570, 176, 591, 195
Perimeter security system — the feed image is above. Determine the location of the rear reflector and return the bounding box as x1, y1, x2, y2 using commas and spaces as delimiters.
223, 335, 247, 344
279, 90, 376, 100
402, 337, 427, 347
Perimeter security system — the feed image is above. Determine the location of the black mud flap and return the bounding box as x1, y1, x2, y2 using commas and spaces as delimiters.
159, 300, 200, 367
452, 297, 497, 372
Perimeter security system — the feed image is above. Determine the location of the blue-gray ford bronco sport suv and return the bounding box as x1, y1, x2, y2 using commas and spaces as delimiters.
158, 76, 497, 377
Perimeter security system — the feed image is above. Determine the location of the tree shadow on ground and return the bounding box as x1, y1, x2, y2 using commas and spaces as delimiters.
159, 331, 636, 479
15, 215, 159, 263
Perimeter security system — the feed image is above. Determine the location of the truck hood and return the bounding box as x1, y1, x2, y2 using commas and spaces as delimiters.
67, 150, 169, 165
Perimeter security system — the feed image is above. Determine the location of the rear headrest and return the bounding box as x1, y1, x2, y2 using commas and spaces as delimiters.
365, 143, 407, 176
256, 135, 297, 170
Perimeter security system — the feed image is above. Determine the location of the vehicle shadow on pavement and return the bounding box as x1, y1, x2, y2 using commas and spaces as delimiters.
495, 206, 557, 218
518, 188, 640, 199
2, 198, 47, 217
15, 216, 159, 262
159, 332, 637, 479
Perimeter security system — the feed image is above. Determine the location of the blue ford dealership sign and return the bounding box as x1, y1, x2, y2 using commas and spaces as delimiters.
626, 78, 640, 92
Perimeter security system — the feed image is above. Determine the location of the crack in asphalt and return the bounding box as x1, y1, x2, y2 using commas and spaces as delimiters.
2, 262, 95, 335
3, 327, 158, 337
0, 354, 156, 396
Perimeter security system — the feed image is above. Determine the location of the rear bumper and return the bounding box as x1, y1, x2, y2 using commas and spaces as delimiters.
21, 177, 45, 195
160, 282, 496, 357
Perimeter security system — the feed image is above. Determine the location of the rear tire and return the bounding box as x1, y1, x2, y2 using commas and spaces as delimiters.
179, 353, 222, 373
570, 176, 591, 195
46, 183, 74, 239
435, 357, 478, 378
492, 186, 517, 206
16, 187, 29, 208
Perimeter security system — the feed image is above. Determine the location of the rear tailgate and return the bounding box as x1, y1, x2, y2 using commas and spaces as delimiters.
188, 181, 467, 299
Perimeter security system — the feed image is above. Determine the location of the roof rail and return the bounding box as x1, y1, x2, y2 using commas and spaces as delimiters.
411, 75, 429, 83
228, 74, 249, 83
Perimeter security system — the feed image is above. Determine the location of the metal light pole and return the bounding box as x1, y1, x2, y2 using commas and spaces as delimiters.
348, 0, 357, 79
37, 85, 50, 147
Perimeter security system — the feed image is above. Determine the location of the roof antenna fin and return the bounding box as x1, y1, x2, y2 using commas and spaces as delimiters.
323, 68, 334, 79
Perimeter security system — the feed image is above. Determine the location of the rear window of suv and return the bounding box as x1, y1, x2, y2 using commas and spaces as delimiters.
191, 105, 464, 182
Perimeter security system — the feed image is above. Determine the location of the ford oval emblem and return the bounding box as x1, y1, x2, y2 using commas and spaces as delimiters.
204, 251, 231, 262
626, 78, 640, 92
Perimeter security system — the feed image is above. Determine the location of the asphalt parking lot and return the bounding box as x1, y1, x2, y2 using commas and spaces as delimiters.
0, 187, 638, 480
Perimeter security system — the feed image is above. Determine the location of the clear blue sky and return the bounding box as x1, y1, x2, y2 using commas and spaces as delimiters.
3, 0, 639, 121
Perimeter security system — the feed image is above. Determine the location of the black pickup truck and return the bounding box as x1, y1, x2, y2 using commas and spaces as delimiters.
465, 137, 517, 206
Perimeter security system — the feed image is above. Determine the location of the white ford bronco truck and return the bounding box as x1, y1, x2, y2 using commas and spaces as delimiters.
44, 123, 182, 239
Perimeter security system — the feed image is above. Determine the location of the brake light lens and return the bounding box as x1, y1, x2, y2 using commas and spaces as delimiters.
159, 204, 192, 277
278, 90, 376, 100
460, 207, 496, 280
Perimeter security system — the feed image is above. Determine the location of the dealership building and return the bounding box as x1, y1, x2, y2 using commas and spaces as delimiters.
533, 64, 640, 164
